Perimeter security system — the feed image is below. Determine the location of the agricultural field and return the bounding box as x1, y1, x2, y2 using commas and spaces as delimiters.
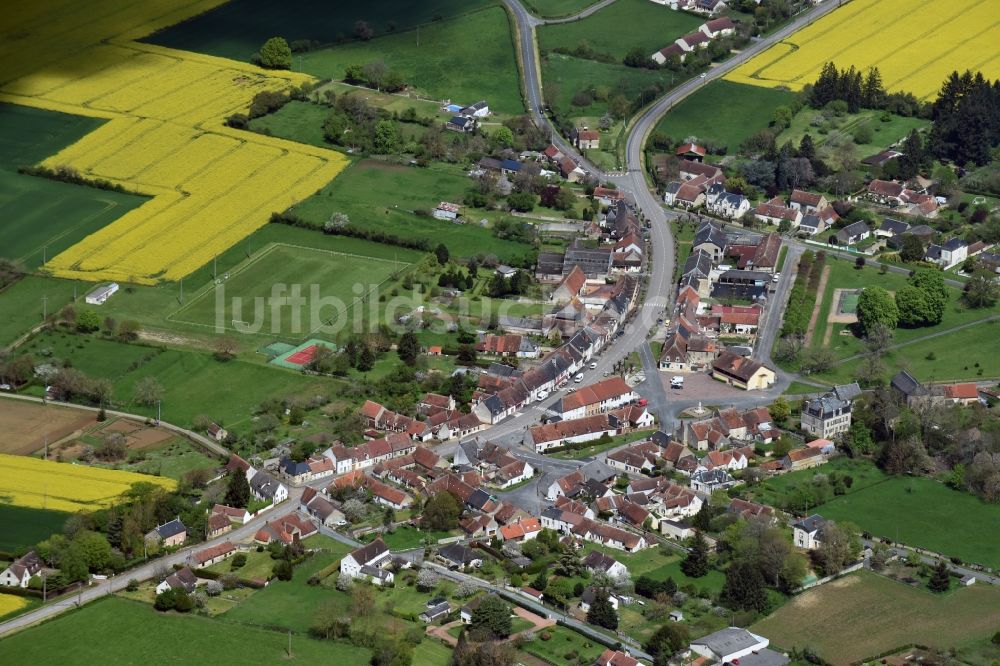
0, 453, 174, 514
816, 476, 1000, 569
752, 571, 1000, 665
726, 0, 1000, 99
0, 104, 147, 270
146, 0, 493, 62
0, 275, 81, 347
170, 243, 409, 339
541, 52, 678, 118
524, 0, 600, 18
290, 160, 537, 262
654, 81, 798, 155
296, 6, 525, 115
0, 597, 371, 664
0, 399, 95, 456
16, 331, 331, 427
0, 0, 349, 285
0, 594, 36, 622
0, 505, 70, 552
538, 0, 702, 62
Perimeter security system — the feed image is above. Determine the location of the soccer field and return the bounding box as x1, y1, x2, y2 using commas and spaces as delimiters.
170, 243, 409, 339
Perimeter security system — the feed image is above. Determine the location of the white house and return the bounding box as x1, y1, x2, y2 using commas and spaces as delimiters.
708, 191, 750, 219
690, 628, 774, 664
792, 514, 827, 550
460, 101, 490, 118
340, 538, 394, 585
582, 550, 629, 580
926, 237, 968, 269
85, 282, 119, 305
155, 567, 197, 595
0, 551, 42, 588
248, 471, 288, 505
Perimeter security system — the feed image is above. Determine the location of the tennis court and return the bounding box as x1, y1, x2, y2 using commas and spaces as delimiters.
269, 338, 338, 370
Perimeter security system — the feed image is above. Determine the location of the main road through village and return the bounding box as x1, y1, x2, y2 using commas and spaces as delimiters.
0, 0, 845, 639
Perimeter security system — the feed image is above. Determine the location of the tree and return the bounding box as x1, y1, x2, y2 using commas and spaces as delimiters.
492, 126, 514, 149
555, 550, 585, 578
154, 589, 177, 611
224, 469, 251, 508
397, 331, 419, 366
507, 191, 536, 212
813, 522, 860, 576
965, 269, 1000, 308
258, 37, 292, 69
680, 531, 710, 578
76, 309, 100, 333
769, 397, 791, 425
351, 584, 375, 616
857, 286, 898, 334
469, 595, 512, 639
373, 119, 401, 153
908, 269, 947, 325
645, 623, 690, 666
894, 286, 934, 328
133, 376, 164, 407
586, 588, 618, 630
899, 234, 925, 262
357, 345, 376, 372
421, 491, 461, 531
353, 20, 374, 40
434, 243, 450, 266
720, 561, 768, 612
416, 567, 439, 592
342, 498, 366, 522
273, 559, 293, 581
928, 560, 951, 593
214, 335, 238, 361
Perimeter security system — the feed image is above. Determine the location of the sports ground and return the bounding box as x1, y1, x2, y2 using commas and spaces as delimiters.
168, 243, 410, 339
266, 338, 339, 370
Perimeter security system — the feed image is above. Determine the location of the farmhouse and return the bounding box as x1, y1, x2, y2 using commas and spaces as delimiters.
156, 567, 197, 595
254, 513, 317, 545
341, 537, 394, 585
193, 541, 237, 568
0, 551, 42, 588
573, 128, 601, 150
755, 197, 802, 227
85, 282, 119, 305
792, 514, 827, 550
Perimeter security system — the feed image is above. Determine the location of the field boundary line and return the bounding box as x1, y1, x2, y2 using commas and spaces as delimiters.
832, 315, 1000, 366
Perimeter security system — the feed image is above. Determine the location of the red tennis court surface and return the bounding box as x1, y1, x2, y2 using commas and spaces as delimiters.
284, 344, 318, 366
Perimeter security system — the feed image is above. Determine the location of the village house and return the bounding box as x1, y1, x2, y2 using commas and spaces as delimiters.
788, 189, 828, 214
545, 461, 616, 501
782, 446, 828, 472
876, 217, 910, 238
254, 513, 317, 545
691, 628, 782, 665
206, 513, 232, 539
728, 498, 774, 522
792, 514, 827, 550
573, 128, 601, 150
437, 543, 483, 571
341, 538, 394, 585
755, 196, 802, 227
475, 333, 540, 359
499, 517, 542, 543
212, 503, 251, 525
706, 188, 750, 219
800, 384, 858, 438
579, 586, 620, 613
249, 470, 289, 504
300, 488, 346, 527
711, 352, 776, 390
552, 376, 637, 420
145, 517, 187, 548
192, 541, 237, 568
583, 550, 629, 580
0, 551, 42, 588
432, 202, 461, 221
833, 221, 871, 246
594, 650, 640, 666
367, 477, 414, 511
156, 567, 197, 595
926, 237, 968, 269
699, 15, 736, 38
206, 422, 228, 442
691, 221, 729, 262
690, 468, 739, 493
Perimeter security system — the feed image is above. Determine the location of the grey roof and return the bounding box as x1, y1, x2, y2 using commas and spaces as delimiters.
350, 538, 390, 566
692, 468, 734, 485
793, 514, 827, 533
733, 649, 791, 666
360, 564, 392, 580
683, 249, 713, 278
422, 601, 451, 618
943, 237, 968, 251
833, 382, 862, 401
665, 181, 681, 195
803, 394, 850, 418
719, 192, 747, 207
799, 213, 821, 229
925, 244, 943, 260
164, 567, 197, 592
908, 224, 935, 237
583, 550, 620, 573
879, 218, 910, 235
439, 543, 480, 565
719, 269, 771, 283
462, 100, 488, 113
891, 369, 925, 396
693, 222, 727, 250
156, 518, 187, 539
487, 363, 521, 379
280, 458, 311, 476
467, 488, 495, 510
580, 459, 615, 483
692, 627, 765, 658
541, 506, 564, 521
249, 471, 282, 499
837, 221, 871, 239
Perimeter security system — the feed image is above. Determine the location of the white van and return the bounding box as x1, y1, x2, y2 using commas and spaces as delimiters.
670, 376, 684, 389
574, 373, 585, 383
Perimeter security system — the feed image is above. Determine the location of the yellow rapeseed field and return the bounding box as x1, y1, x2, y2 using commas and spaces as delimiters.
726, 0, 1000, 99
0, 595, 29, 618
0, 454, 175, 514
0, 0, 349, 284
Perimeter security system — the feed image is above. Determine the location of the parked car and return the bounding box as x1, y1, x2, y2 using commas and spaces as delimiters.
589, 362, 598, 370
536, 390, 549, 402
574, 373, 585, 383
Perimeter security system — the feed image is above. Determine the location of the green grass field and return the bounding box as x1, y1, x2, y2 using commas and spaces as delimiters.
655, 81, 798, 153
524, 0, 601, 18
542, 53, 679, 120
297, 6, 524, 115
289, 160, 535, 262
0, 104, 147, 269
0, 275, 81, 347
538, 0, 701, 61
522, 625, 607, 664
17, 331, 330, 428
146, 0, 492, 61
816, 476, 1000, 569
171, 243, 406, 338
0, 505, 70, 552
747, 457, 888, 508
583, 543, 726, 596
777, 108, 929, 164
0, 597, 370, 664
96, 437, 218, 481
752, 571, 1000, 665
375, 525, 455, 551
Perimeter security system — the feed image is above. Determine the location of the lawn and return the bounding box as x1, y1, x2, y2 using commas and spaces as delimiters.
582, 543, 726, 596
803, 256, 1000, 382
747, 457, 890, 510
522, 625, 607, 665
17, 331, 330, 429
0, 104, 147, 270
206, 549, 277, 583
145, 0, 493, 62
549, 429, 658, 460
752, 571, 1000, 665
0, 597, 370, 664
364, 525, 455, 551
816, 476, 1000, 569
524, 0, 601, 18
776, 108, 929, 163
221, 537, 353, 632
541, 53, 680, 122
171, 243, 407, 339
99, 437, 218, 481
0, 505, 70, 552
538, 0, 701, 61
297, 6, 524, 115
412, 639, 453, 666
289, 160, 536, 262
654, 81, 798, 155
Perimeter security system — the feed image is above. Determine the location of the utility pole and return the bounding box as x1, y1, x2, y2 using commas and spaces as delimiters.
156, 400, 161, 424
42, 296, 48, 321
213, 256, 217, 280
179, 278, 184, 304
43, 245, 46, 264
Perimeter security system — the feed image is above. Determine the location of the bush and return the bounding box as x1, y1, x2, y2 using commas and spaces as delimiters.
126, 579, 140, 592
231, 553, 247, 570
